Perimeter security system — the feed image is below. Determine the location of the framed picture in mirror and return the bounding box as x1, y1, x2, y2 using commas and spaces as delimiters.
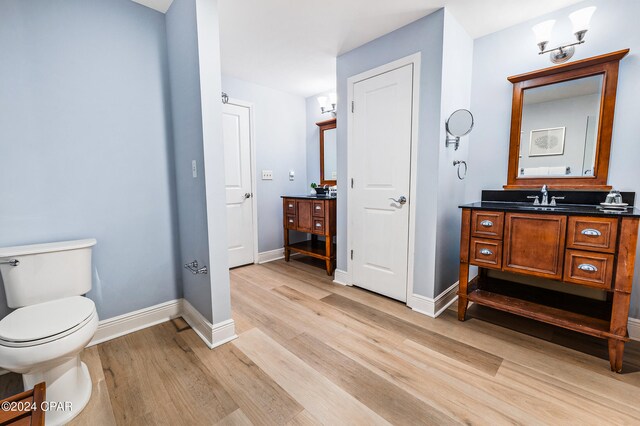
528, 127, 565, 157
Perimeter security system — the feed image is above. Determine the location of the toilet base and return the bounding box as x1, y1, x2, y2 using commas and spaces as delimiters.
22, 356, 92, 426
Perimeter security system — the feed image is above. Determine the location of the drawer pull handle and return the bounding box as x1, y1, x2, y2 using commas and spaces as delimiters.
578, 263, 598, 272
289, 219, 294, 223
316, 206, 321, 210
315, 223, 322, 228
479, 248, 493, 256
288, 204, 294, 208
581, 228, 601, 237
480, 220, 493, 227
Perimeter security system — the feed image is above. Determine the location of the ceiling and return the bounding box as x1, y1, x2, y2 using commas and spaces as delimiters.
134, 0, 586, 97
525, 74, 603, 105
131, 0, 173, 13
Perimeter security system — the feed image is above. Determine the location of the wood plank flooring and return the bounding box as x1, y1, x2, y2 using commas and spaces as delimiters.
1, 257, 640, 425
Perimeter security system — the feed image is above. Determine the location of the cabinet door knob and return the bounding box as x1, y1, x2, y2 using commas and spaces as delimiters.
480, 220, 493, 227
315, 223, 322, 227
288, 204, 294, 208
578, 263, 598, 272
289, 219, 294, 223
479, 248, 493, 256
316, 206, 321, 210
581, 228, 601, 237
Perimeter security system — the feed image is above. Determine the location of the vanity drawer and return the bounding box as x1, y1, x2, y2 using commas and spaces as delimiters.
285, 199, 296, 214
563, 249, 614, 290
285, 215, 297, 229
313, 201, 325, 217
312, 219, 325, 234
469, 238, 502, 270
471, 211, 504, 240
567, 216, 618, 253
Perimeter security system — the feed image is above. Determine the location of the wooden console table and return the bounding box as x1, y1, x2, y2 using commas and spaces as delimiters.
282, 195, 336, 275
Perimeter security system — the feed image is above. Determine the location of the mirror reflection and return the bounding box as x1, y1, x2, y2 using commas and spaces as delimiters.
518, 74, 603, 178
323, 128, 337, 182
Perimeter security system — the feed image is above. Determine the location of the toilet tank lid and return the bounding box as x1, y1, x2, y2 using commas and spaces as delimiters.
0, 239, 97, 257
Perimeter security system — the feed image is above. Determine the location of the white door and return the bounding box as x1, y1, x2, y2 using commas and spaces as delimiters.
350, 64, 414, 301
223, 102, 255, 268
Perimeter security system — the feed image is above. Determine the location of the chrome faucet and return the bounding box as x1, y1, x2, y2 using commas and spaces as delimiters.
541, 184, 549, 206
527, 184, 565, 206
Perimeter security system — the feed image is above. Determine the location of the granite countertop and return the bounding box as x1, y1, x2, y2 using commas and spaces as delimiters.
459, 201, 640, 218
281, 194, 337, 199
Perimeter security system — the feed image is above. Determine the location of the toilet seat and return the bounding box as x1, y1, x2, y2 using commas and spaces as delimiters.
0, 296, 96, 348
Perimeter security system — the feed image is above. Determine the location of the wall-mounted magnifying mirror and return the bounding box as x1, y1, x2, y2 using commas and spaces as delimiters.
445, 109, 474, 150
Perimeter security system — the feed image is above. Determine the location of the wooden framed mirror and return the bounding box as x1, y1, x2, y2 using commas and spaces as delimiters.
317, 118, 337, 185
505, 49, 629, 189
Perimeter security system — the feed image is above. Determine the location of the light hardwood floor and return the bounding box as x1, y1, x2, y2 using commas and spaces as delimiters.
1, 257, 640, 425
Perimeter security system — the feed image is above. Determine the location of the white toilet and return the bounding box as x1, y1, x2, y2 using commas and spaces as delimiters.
0, 239, 99, 426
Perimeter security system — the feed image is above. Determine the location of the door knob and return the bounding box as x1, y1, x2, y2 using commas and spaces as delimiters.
389, 196, 407, 205
244, 193, 252, 199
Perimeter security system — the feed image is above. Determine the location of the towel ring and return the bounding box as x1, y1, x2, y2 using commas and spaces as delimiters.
453, 160, 467, 180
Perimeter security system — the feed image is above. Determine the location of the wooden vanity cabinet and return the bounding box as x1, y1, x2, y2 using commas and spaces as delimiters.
282, 196, 336, 275
458, 208, 640, 372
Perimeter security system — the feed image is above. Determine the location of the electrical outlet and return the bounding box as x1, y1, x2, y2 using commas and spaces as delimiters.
262, 170, 273, 180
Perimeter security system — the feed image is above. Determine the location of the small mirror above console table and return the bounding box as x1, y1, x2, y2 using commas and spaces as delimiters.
459, 50, 639, 373
317, 118, 337, 186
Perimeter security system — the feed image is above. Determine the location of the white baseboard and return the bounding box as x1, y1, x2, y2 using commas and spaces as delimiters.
409, 282, 459, 318
629, 317, 640, 341
257, 248, 284, 264
88, 299, 182, 346
333, 268, 352, 286
181, 299, 237, 349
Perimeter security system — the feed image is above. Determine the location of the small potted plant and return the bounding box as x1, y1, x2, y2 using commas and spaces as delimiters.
311, 182, 327, 196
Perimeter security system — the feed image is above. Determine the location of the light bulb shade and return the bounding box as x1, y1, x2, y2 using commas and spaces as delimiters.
317, 96, 328, 109
328, 93, 337, 105
569, 6, 596, 33
532, 19, 555, 44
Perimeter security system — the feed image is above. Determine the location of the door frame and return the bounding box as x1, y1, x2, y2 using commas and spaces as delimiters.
346, 52, 421, 304
224, 98, 259, 266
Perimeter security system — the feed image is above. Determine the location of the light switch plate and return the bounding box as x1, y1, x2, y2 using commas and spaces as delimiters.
289, 170, 295, 181
262, 170, 273, 180
192, 160, 197, 178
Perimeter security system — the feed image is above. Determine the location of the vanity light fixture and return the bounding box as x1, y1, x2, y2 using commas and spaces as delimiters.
532, 6, 596, 64
317, 93, 337, 116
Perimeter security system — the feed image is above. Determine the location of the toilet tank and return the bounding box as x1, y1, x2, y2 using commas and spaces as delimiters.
0, 239, 96, 308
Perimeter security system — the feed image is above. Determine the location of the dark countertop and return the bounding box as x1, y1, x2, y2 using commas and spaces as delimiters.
281, 194, 337, 200
460, 201, 640, 218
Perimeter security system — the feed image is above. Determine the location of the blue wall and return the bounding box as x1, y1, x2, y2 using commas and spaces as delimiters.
221, 76, 308, 254
165, 0, 214, 321
0, 0, 181, 320
466, 0, 640, 318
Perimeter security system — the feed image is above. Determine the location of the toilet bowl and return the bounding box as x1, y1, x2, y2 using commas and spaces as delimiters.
0, 239, 98, 425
